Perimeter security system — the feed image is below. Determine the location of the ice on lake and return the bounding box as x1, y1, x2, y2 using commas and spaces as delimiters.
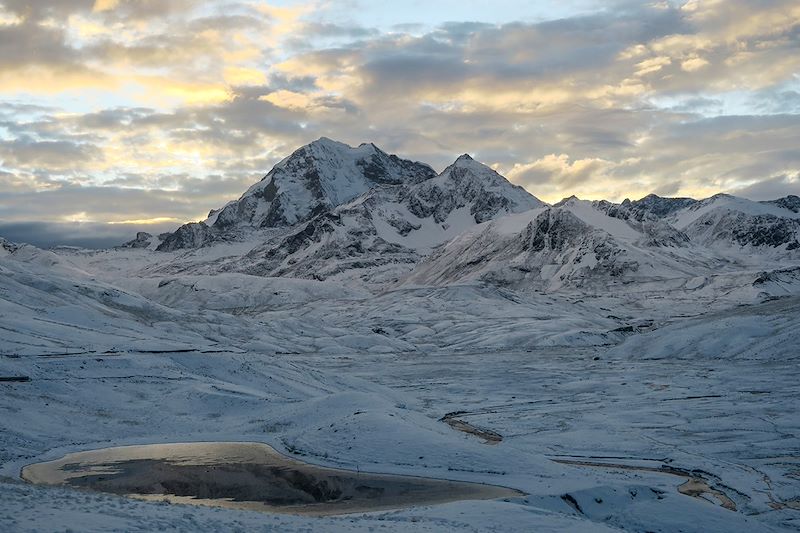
22, 442, 523, 516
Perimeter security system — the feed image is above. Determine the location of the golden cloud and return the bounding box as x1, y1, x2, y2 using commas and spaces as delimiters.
92, 0, 120, 13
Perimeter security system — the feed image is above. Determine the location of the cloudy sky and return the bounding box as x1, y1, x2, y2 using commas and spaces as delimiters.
1, 0, 799, 247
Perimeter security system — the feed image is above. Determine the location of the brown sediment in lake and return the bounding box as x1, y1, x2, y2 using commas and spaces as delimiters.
21, 442, 522, 516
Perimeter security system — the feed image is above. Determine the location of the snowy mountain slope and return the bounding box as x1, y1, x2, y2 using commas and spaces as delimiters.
619, 193, 698, 219
766, 194, 800, 213
142, 136, 800, 291
1, 240, 397, 356
579, 192, 800, 253
6, 239, 623, 356
119, 231, 167, 251
4, 202, 800, 531
671, 193, 800, 229
668, 193, 800, 251
404, 192, 800, 293
119, 273, 371, 314
404, 200, 702, 290
147, 144, 545, 282
609, 293, 800, 362
222, 178, 539, 283
158, 138, 437, 252
5, 262, 793, 531
156, 222, 217, 252
0, 240, 418, 356
287, 296, 800, 532
405, 154, 544, 224
0, 244, 216, 356
223, 189, 424, 283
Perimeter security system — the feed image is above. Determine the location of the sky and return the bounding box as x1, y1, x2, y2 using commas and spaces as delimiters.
0, 0, 799, 247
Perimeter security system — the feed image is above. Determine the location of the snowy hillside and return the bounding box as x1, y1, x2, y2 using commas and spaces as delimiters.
405, 194, 800, 291
2, 233, 798, 531
671, 193, 800, 251
158, 138, 437, 251
2, 140, 800, 532
150, 139, 544, 282
140, 142, 800, 289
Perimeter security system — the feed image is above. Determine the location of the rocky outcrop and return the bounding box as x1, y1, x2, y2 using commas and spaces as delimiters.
121, 232, 153, 249
156, 223, 215, 252
406, 154, 543, 224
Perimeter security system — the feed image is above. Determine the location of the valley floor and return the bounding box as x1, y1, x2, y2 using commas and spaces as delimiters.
1, 294, 798, 532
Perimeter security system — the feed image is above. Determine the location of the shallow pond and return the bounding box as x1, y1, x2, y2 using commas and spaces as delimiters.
21, 442, 522, 515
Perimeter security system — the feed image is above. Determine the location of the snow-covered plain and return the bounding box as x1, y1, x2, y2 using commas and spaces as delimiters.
2, 240, 799, 532
2, 140, 800, 531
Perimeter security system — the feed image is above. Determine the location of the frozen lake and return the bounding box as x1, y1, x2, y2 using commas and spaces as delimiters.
21, 442, 522, 516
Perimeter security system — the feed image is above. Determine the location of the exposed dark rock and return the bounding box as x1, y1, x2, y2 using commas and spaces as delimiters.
121, 232, 153, 249
156, 223, 215, 252
686, 211, 800, 248
766, 194, 800, 213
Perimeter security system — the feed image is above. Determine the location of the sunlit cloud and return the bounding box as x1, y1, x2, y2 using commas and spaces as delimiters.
107, 216, 183, 225
0, 0, 799, 246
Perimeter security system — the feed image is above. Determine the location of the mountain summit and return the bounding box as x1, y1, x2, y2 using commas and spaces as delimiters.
208, 137, 436, 230
157, 138, 543, 254
149, 138, 800, 286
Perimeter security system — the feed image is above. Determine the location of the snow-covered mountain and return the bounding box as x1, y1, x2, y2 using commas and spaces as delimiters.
404, 194, 800, 291
4, 142, 800, 533
405, 154, 543, 224
157, 138, 437, 251
126, 140, 800, 289
670, 193, 800, 250
223, 154, 543, 282
767, 194, 800, 213
153, 139, 544, 281
212, 138, 437, 226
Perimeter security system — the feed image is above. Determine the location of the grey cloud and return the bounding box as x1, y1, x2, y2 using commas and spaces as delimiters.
660, 96, 725, 115
301, 22, 379, 39
0, 19, 79, 69
391, 23, 426, 33
0, 0, 93, 21
0, 102, 56, 116
0, 220, 171, 249
731, 173, 800, 201
652, 180, 683, 197
186, 14, 266, 32
1, 0, 800, 221
349, 8, 686, 102
76, 107, 155, 130
263, 74, 319, 93
0, 136, 102, 169
752, 89, 800, 115
0, 180, 245, 226
95, 0, 201, 22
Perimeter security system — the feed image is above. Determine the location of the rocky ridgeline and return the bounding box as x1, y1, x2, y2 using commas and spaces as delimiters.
127, 138, 800, 286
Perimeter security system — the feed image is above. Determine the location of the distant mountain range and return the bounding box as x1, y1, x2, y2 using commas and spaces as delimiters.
115, 138, 799, 289
3, 137, 800, 356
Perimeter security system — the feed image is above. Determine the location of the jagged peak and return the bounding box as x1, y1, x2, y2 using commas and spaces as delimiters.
707, 192, 735, 202
295, 137, 375, 159
306, 137, 383, 154
639, 193, 664, 201
554, 195, 580, 207
0, 236, 19, 253
765, 194, 800, 213
633, 193, 698, 206
446, 153, 497, 175
309, 136, 344, 147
